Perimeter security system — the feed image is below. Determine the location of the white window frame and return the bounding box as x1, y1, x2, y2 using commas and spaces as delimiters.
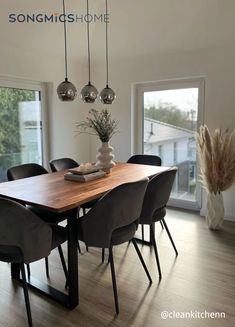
131, 76, 205, 211
0, 76, 49, 166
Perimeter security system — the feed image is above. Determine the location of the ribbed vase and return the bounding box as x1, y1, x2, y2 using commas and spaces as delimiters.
206, 192, 224, 230
96, 142, 115, 174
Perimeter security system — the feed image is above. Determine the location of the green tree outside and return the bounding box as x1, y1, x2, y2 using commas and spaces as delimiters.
0, 87, 35, 174
144, 102, 196, 131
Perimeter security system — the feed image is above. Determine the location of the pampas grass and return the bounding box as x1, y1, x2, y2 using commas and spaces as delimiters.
196, 125, 235, 194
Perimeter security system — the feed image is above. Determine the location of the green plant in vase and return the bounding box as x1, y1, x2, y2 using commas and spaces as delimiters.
76, 109, 119, 173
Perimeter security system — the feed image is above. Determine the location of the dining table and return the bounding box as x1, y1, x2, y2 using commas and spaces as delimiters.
0, 162, 171, 310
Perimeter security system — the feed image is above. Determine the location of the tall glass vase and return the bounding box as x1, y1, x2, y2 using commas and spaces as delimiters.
96, 142, 115, 174
206, 192, 224, 230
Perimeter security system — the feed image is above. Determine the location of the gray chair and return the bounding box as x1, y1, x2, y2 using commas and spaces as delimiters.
49, 158, 97, 217
7, 163, 68, 280
0, 197, 67, 327
49, 158, 78, 172
50, 158, 86, 253
139, 168, 178, 279
77, 178, 151, 314
7, 163, 66, 224
127, 154, 162, 166
127, 154, 164, 236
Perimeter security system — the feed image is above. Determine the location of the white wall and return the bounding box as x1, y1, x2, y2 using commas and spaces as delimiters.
91, 46, 235, 221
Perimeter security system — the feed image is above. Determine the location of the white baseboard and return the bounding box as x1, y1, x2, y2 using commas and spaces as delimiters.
224, 213, 235, 222
200, 208, 235, 221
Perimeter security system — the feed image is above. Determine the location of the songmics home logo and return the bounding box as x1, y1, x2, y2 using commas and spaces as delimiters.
9, 12, 109, 23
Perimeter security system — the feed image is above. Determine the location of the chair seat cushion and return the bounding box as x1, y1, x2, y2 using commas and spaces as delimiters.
152, 206, 166, 222
77, 219, 136, 247
28, 206, 66, 224
111, 223, 136, 246
51, 225, 67, 250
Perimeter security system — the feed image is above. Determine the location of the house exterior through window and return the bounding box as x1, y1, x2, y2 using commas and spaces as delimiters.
133, 77, 205, 210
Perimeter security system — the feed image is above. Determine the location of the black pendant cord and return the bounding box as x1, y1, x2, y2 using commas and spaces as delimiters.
105, 0, 109, 87
87, 0, 91, 84
62, 0, 68, 81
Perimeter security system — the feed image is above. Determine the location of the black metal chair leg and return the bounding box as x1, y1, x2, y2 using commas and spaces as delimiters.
160, 220, 164, 229
141, 225, 144, 241
102, 248, 105, 263
109, 247, 119, 315
58, 245, 69, 281
20, 263, 33, 327
77, 241, 81, 254
76, 208, 82, 254
150, 225, 162, 279
26, 264, 31, 278
81, 205, 89, 252
161, 218, 178, 256
132, 239, 152, 283
149, 223, 155, 245
45, 257, 49, 278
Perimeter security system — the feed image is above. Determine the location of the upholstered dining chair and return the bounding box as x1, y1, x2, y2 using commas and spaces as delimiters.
138, 167, 178, 279
127, 154, 162, 166
7, 163, 68, 280
77, 178, 151, 315
49, 157, 78, 172
127, 154, 164, 237
49, 157, 98, 216
0, 197, 67, 327
50, 157, 100, 253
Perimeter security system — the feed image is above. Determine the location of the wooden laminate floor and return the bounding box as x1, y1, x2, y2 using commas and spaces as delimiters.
0, 209, 234, 327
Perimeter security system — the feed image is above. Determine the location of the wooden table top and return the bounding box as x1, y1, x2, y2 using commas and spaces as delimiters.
0, 162, 170, 213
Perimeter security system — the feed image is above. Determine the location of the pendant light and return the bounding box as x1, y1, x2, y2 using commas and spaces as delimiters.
57, 0, 77, 101
80, 0, 98, 103
100, 0, 116, 104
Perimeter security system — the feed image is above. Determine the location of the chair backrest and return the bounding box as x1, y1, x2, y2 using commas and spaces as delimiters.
139, 168, 177, 224
7, 163, 48, 181
80, 178, 148, 248
49, 158, 79, 172
0, 198, 52, 264
127, 154, 162, 166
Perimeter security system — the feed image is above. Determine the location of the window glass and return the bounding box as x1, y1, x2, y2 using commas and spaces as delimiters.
0, 86, 43, 182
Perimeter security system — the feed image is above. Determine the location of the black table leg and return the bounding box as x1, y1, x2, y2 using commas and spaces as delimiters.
67, 208, 79, 309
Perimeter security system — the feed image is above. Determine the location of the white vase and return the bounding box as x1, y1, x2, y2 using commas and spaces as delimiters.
96, 142, 116, 174
206, 192, 224, 230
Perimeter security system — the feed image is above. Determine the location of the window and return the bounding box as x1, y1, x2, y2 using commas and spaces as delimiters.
173, 142, 177, 164
0, 77, 48, 182
133, 77, 205, 210
158, 144, 162, 159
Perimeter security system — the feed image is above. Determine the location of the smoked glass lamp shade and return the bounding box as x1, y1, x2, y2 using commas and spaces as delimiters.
57, 78, 77, 101
99, 85, 116, 104
80, 82, 98, 103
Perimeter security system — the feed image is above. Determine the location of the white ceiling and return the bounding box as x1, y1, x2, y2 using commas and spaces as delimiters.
1, 0, 235, 63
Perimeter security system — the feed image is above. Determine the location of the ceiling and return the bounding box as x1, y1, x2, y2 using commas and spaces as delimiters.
1, 0, 235, 64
